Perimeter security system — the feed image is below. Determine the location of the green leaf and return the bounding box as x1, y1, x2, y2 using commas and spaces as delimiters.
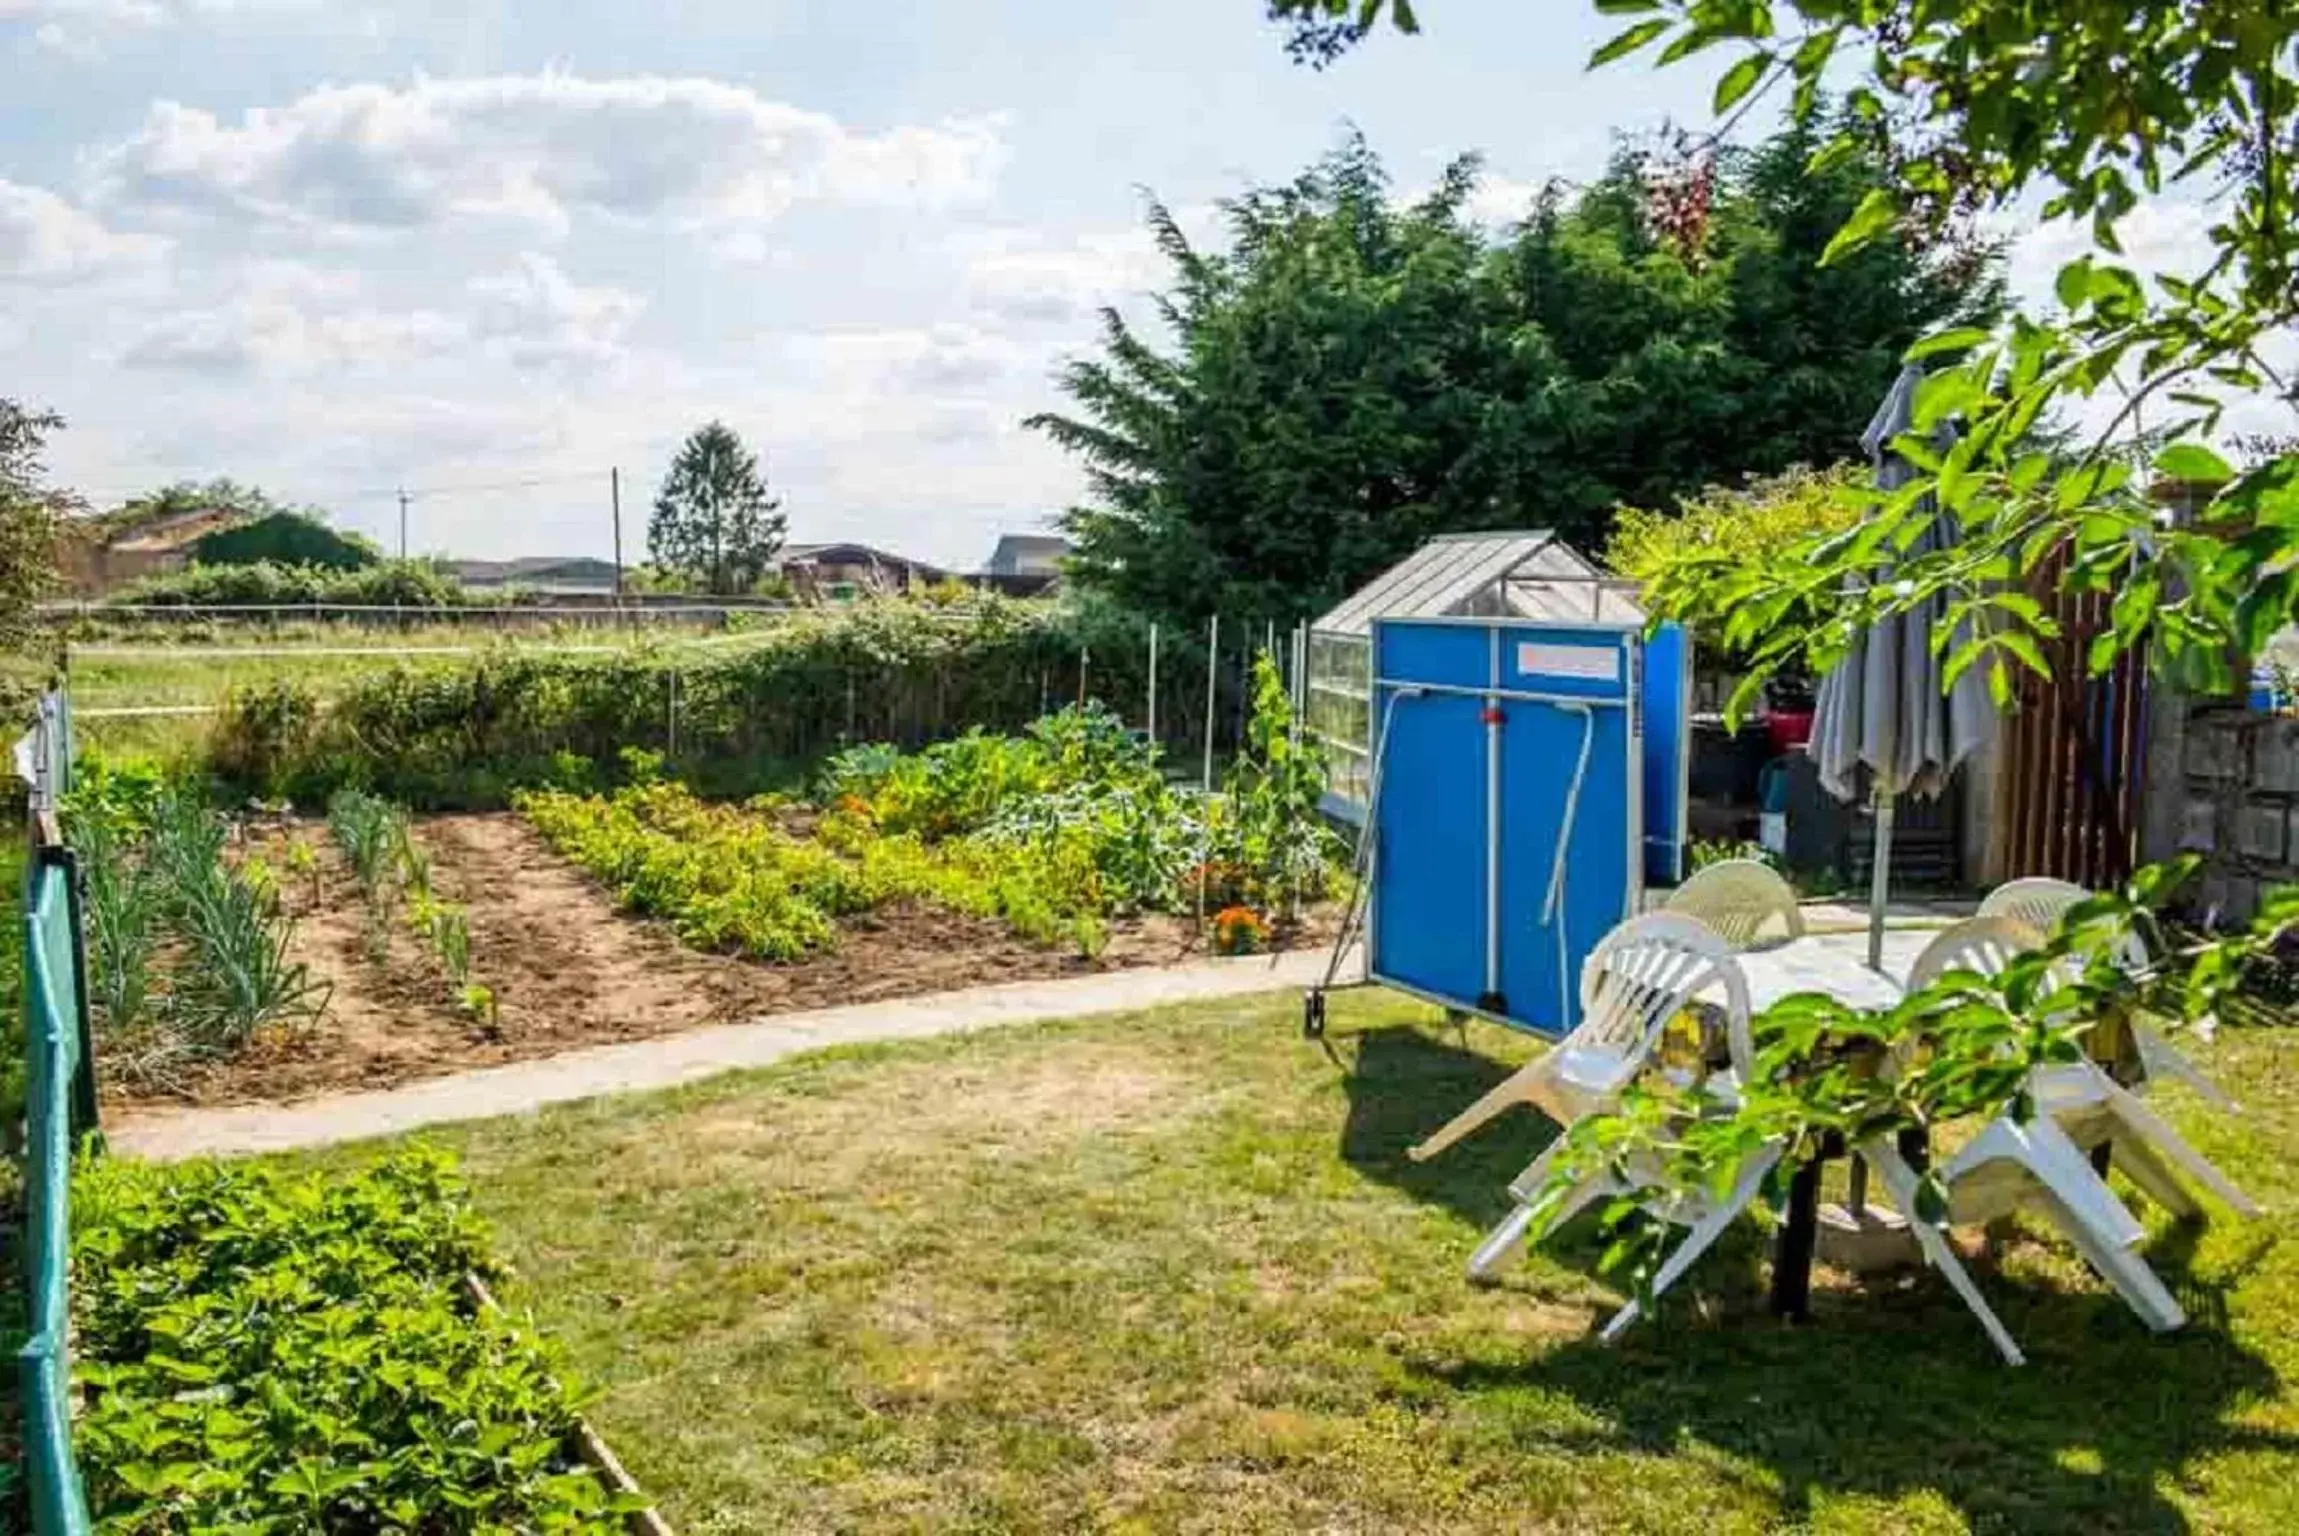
1713, 52, 1768, 113
1589, 17, 1670, 66
1904, 327, 1993, 360
1821, 188, 1899, 267
2055, 256, 2094, 311
2155, 442, 2234, 484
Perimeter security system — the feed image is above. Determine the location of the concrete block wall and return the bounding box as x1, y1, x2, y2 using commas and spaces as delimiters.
2151, 709, 2299, 924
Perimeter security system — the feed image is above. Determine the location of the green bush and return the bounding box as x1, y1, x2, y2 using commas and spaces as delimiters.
110, 557, 475, 610
71, 1148, 640, 1531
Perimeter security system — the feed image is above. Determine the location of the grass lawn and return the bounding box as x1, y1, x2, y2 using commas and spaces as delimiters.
290, 990, 2299, 1534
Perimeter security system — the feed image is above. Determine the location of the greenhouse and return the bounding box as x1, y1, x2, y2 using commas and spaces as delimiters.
1306, 532, 1646, 820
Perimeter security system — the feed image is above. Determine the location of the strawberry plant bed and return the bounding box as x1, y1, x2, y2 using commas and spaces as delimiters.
96, 810, 1338, 1109
70, 1148, 652, 1531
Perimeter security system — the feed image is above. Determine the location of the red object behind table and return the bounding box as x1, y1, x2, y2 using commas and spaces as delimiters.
1766, 710, 1813, 754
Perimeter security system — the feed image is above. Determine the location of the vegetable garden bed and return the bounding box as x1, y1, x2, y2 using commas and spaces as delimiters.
87, 693, 1344, 1110
85, 810, 1334, 1109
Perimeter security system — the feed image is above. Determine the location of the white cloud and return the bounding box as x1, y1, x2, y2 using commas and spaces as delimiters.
116, 261, 460, 374
1997, 197, 2220, 312
962, 228, 1165, 326
957, 205, 1219, 327
1462, 174, 1544, 227
467, 252, 643, 370
781, 323, 1031, 396
88, 73, 1010, 239
0, 177, 159, 279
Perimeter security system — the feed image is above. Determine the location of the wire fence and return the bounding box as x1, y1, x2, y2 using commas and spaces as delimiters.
65, 612, 1318, 793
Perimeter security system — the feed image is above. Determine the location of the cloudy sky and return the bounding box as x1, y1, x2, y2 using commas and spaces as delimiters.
0, 2, 2235, 569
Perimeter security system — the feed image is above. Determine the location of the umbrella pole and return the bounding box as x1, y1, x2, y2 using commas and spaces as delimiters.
1868, 786, 1896, 971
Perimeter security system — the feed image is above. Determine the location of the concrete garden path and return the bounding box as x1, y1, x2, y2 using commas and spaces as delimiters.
111, 947, 1360, 1162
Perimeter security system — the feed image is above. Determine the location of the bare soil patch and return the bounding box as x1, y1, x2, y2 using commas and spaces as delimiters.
100, 811, 1338, 1109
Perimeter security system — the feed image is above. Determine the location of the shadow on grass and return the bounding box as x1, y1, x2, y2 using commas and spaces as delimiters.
1336, 1024, 2291, 1532
1414, 1274, 2287, 1534
1334, 1023, 1556, 1232
1333, 1019, 1772, 1290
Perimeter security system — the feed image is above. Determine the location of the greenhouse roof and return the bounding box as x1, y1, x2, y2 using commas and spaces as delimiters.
1311, 532, 1645, 638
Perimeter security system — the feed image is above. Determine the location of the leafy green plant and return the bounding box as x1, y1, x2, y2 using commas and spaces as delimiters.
283, 833, 321, 906
70, 1148, 644, 1530
429, 903, 472, 987
71, 811, 163, 1038
209, 678, 324, 798
1218, 651, 1341, 908
328, 787, 410, 958
171, 848, 329, 1052
459, 982, 498, 1029
61, 746, 169, 844
88, 786, 331, 1077
1687, 838, 1774, 874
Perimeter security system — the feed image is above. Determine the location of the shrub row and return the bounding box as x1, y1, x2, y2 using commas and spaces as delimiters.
207, 598, 1217, 810
107, 558, 479, 611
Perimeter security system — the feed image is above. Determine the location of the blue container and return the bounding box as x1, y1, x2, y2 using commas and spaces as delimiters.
1365, 616, 1688, 1038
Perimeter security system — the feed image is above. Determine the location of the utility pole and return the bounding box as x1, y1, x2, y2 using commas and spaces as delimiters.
396, 487, 410, 560
610, 466, 624, 601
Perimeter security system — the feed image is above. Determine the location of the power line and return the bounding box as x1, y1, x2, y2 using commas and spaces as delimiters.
60, 465, 641, 506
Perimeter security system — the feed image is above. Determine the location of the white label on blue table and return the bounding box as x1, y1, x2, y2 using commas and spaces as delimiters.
1516, 642, 1620, 682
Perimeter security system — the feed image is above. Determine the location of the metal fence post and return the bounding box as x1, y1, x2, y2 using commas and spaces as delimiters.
1202, 614, 1218, 792
1146, 623, 1160, 749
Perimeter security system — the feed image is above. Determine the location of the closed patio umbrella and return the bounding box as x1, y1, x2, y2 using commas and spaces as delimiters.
1810, 363, 1997, 969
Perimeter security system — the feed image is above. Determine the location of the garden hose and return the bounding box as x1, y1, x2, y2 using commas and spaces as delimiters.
1540, 702, 1598, 1034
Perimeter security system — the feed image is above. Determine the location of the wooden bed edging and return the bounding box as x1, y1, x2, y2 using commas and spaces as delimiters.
465, 1272, 676, 1536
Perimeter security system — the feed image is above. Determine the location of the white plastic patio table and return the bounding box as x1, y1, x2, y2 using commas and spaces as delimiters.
1732, 927, 1934, 1013
1695, 925, 1937, 1318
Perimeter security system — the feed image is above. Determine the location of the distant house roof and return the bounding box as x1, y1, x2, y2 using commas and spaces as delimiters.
98, 505, 253, 554
779, 542, 951, 581
984, 534, 1071, 576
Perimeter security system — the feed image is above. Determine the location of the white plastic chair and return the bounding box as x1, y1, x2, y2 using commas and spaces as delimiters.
1905, 914, 2046, 992
1903, 913, 2251, 1219
1664, 858, 1807, 950
1886, 914, 2249, 1342
1408, 913, 1751, 1169
1977, 876, 2095, 936
1407, 916, 1779, 1331
1978, 877, 2234, 1110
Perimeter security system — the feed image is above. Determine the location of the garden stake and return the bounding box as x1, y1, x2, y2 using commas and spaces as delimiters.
1203, 614, 1218, 792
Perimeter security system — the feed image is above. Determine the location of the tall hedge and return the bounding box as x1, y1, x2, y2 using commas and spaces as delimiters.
191, 512, 379, 571
209, 599, 1276, 809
